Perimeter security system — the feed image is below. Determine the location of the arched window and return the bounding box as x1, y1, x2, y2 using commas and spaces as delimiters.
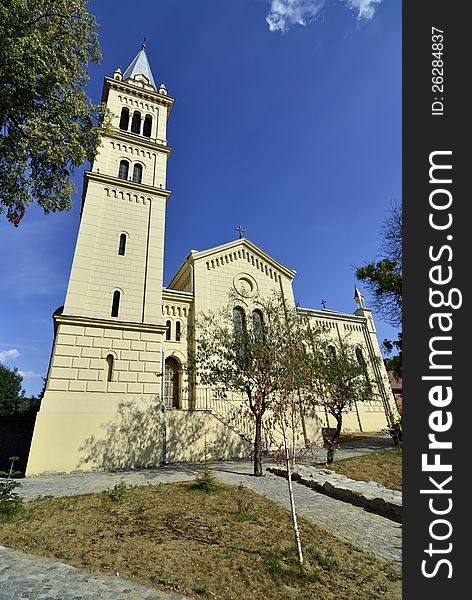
233, 307, 246, 368
356, 347, 370, 383
175, 321, 181, 342
131, 111, 141, 134
106, 354, 114, 382
111, 290, 120, 317
327, 345, 337, 361
233, 307, 246, 334
166, 320, 171, 341
252, 309, 264, 343
118, 233, 127, 256
143, 114, 152, 137
119, 107, 129, 130
132, 163, 143, 184
118, 160, 129, 180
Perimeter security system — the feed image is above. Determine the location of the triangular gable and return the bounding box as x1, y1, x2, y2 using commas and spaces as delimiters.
168, 239, 296, 292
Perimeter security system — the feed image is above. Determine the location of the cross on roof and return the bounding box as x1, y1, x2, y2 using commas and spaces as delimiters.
321, 299, 327, 309
236, 225, 245, 239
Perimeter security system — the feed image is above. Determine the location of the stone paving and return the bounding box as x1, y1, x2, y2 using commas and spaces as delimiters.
268, 463, 402, 522
0, 546, 189, 599
1, 436, 402, 597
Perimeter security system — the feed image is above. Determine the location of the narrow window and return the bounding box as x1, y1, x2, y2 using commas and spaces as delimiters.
252, 309, 264, 344
143, 114, 152, 137
132, 163, 143, 184
118, 160, 129, 180
119, 107, 129, 130
175, 321, 181, 342
106, 354, 114, 382
166, 320, 171, 341
118, 233, 126, 256
131, 111, 141, 134
233, 307, 246, 368
356, 347, 370, 383
111, 290, 120, 317
327, 345, 336, 361
233, 307, 246, 333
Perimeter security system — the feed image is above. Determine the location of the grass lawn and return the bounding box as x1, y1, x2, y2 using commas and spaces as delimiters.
0, 479, 401, 600
323, 449, 402, 491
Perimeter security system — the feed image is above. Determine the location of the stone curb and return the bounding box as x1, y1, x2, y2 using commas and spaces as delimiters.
267, 465, 402, 523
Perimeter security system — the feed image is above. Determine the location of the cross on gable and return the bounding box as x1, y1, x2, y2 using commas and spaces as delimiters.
236, 225, 245, 239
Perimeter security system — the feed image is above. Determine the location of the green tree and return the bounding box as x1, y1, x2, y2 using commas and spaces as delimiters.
0, 363, 25, 416
302, 333, 376, 464
356, 201, 402, 378
0, 0, 106, 225
192, 293, 307, 477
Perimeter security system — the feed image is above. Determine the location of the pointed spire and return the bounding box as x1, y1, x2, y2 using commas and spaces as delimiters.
122, 43, 156, 89
354, 285, 366, 309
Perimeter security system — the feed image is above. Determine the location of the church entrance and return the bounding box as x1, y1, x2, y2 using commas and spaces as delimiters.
165, 356, 180, 408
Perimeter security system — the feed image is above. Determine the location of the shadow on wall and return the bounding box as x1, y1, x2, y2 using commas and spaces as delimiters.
77, 401, 252, 471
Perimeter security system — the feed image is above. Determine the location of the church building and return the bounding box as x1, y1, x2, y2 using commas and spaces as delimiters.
26, 47, 398, 475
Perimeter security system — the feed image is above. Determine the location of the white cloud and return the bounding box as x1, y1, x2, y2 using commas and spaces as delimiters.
344, 0, 382, 20
265, 0, 383, 32
0, 348, 20, 363
266, 0, 326, 33
18, 370, 43, 380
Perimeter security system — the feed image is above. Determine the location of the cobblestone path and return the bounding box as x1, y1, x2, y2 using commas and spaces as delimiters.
0, 545, 189, 599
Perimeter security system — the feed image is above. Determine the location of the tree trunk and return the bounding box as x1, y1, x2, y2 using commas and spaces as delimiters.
284, 436, 304, 565
253, 414, 263, 476
326, 416, 343, 465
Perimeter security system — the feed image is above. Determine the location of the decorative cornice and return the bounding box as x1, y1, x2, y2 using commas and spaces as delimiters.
162, 288, 194, 301
190, 238, 296, 281
297, 307, 367, 323
108, 129, 172, 155
55, 313, 167, 334
84, 170, 171, 199
104, 77, 175, 114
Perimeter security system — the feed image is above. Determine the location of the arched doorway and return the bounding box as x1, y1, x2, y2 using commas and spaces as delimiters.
165, 356, 180, 408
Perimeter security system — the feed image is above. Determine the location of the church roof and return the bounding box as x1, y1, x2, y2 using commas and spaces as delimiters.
122, 46, 156, 89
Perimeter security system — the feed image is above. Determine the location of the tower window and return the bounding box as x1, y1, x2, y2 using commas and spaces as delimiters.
118, 160, 129, 180
166, 320, 171, 341
176, 321, 181, 342
118, 233, 127, 256
119, 107, 129, 131
106, 354, 114, 382
111, 290, 120, 317
132, 163, 143, 184
143, 114, 152, 137
131, 111, 141, 134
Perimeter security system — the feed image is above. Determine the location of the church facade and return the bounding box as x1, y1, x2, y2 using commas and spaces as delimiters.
26, 48, 398, 475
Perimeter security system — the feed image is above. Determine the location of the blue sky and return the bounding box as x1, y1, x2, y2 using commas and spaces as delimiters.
0, 0, 401, 396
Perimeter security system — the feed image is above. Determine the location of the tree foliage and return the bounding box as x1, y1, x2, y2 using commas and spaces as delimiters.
0, 0, 106, 225
355, 202, 402, 327
302, 332, 376, 463
356, 201, 402, 380
0, 363, 24, 416
192, 291, 380, 470
192, 293, 307, 477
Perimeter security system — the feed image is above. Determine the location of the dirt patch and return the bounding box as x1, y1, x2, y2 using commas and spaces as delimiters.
321, 449, 402, 491
0, 481, 401, 599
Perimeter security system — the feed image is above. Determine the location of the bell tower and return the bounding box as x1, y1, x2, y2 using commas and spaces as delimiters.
26, 46, 175, 475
